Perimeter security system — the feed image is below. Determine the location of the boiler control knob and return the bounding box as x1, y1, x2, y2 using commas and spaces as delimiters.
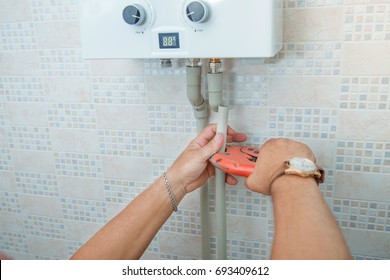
123, 4, 146, 26
186, 1, 209, 23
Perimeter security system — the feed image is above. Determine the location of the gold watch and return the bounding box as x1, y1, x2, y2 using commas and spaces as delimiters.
283, 157, 325, 184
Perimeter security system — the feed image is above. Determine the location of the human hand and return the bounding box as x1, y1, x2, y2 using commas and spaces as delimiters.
168, 124, 247, 193
244, 138, 316, 195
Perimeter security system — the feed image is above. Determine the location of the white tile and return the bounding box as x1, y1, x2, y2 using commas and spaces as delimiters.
35, 21, 81, 49
102, 155, 152, 181
341, 43, 390, 76
95, 105, 148, 130
270, 76, 340, 107
51, 128, 99, 154
284, 8, 342, 41
3, 103, 48, 126
335, 172, 390, 202
11, 150, 55, 174
338, 110, 390, 141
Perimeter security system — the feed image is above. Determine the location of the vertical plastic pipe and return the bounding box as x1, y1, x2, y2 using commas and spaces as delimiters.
216, 105, 228, 260
186, 62, 210, 260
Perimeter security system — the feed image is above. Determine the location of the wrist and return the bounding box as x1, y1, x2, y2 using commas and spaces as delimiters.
164, 169, 187, 203
271, 175, 319, 198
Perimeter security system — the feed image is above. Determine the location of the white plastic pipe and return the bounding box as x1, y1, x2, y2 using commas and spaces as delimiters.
186, 62, 210, 260
216, 105, 228, 260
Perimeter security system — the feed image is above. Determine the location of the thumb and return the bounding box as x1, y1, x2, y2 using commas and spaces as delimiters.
199, 132, 224, 160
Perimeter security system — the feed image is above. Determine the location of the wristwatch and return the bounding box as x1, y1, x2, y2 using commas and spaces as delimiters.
281, 157, 325, 184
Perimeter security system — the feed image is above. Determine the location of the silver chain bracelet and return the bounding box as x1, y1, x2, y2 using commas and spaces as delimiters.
162, 172, 178, 212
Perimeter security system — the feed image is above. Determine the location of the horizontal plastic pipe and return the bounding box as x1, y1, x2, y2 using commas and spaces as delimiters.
216, 105, 228, 260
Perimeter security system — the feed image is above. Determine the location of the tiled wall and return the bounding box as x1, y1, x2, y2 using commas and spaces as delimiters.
0, 0, 389, 260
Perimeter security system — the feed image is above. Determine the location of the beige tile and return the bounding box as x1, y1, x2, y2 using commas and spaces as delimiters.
270, 76, 340, 107
57, 176, 105, 201
35, 21, 81, 49
145, 75, 187, 104
284, 8, 342, 42
150, 133, 192, 158
43, 77, 92, 103
102, 155, 152, 181
26, 236, 69, 259
51, 129, 99, 154
11, 150, 55, 174
0, 0, 32, 22
95, 105, 148, 130
3, 103, 48, 126
338, 110, 390, 141
0, 52, 40, 76
228, 106, 268, 135
0, 171, 16, 192
341, 43, 390, 75
90, 59, 144, 76
343, 228, 390, 259
227, 216, 267, 242
19, 194, 62, 217
159, 232, 201, 258
335, 172, 390, 202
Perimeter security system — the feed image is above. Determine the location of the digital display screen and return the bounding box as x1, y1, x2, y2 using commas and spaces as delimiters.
158, 33, 180, 49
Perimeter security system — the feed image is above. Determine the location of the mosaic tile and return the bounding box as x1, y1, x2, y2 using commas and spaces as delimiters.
284, 0, 344, 8
98, 130, 151, 157
66, 240, 83, 258
0, 76, 44, 102
15, 172, 58, 197
340, 77, 390, 110
228, 239, 268, 260
23, 215, 65, 239
61, 197, 107, 223
269, 107, 338, 139
92, 76, 147, 104
151, 158, 175, 179
162, 209, 201, 235
48, 103, 96, 129
143, 59, 187, 76
0, 231, 28, 254
54, 152, 103, 178
39, 49, 90, 76
145, 235, 159, 254
226, 75, 269, 107
0, 22, 37, 51
226, 188, 269, 219
148, 105, 196, 133
31, 0, 79, 21
333, 199, 390, 232
103, 179, 147, 204
0, 148, 12, 171
0, 191, 20, 214
344, 4, 390, 41
336, 141, 390, 173
8, 127, 51, 151
268, 42, 341, 76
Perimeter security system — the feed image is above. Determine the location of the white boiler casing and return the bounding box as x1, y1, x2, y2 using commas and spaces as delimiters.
79, 0, 283, 59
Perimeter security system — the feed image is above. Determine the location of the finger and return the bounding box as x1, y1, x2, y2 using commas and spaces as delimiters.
191, 124, 218, 148
198, 132, 223, 161
226, 174, 238, 186
226, 133, 247, 144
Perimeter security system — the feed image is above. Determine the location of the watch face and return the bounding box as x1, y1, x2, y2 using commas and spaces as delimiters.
289, 157, 317, 172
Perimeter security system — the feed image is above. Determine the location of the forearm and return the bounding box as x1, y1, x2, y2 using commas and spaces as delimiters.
71, 171, 185, 260
270, 176, 351, 260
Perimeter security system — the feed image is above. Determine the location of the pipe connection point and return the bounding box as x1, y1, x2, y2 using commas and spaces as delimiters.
160, 58, 172, 68
187, 58, 201, 68
209, 58, 222, 74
